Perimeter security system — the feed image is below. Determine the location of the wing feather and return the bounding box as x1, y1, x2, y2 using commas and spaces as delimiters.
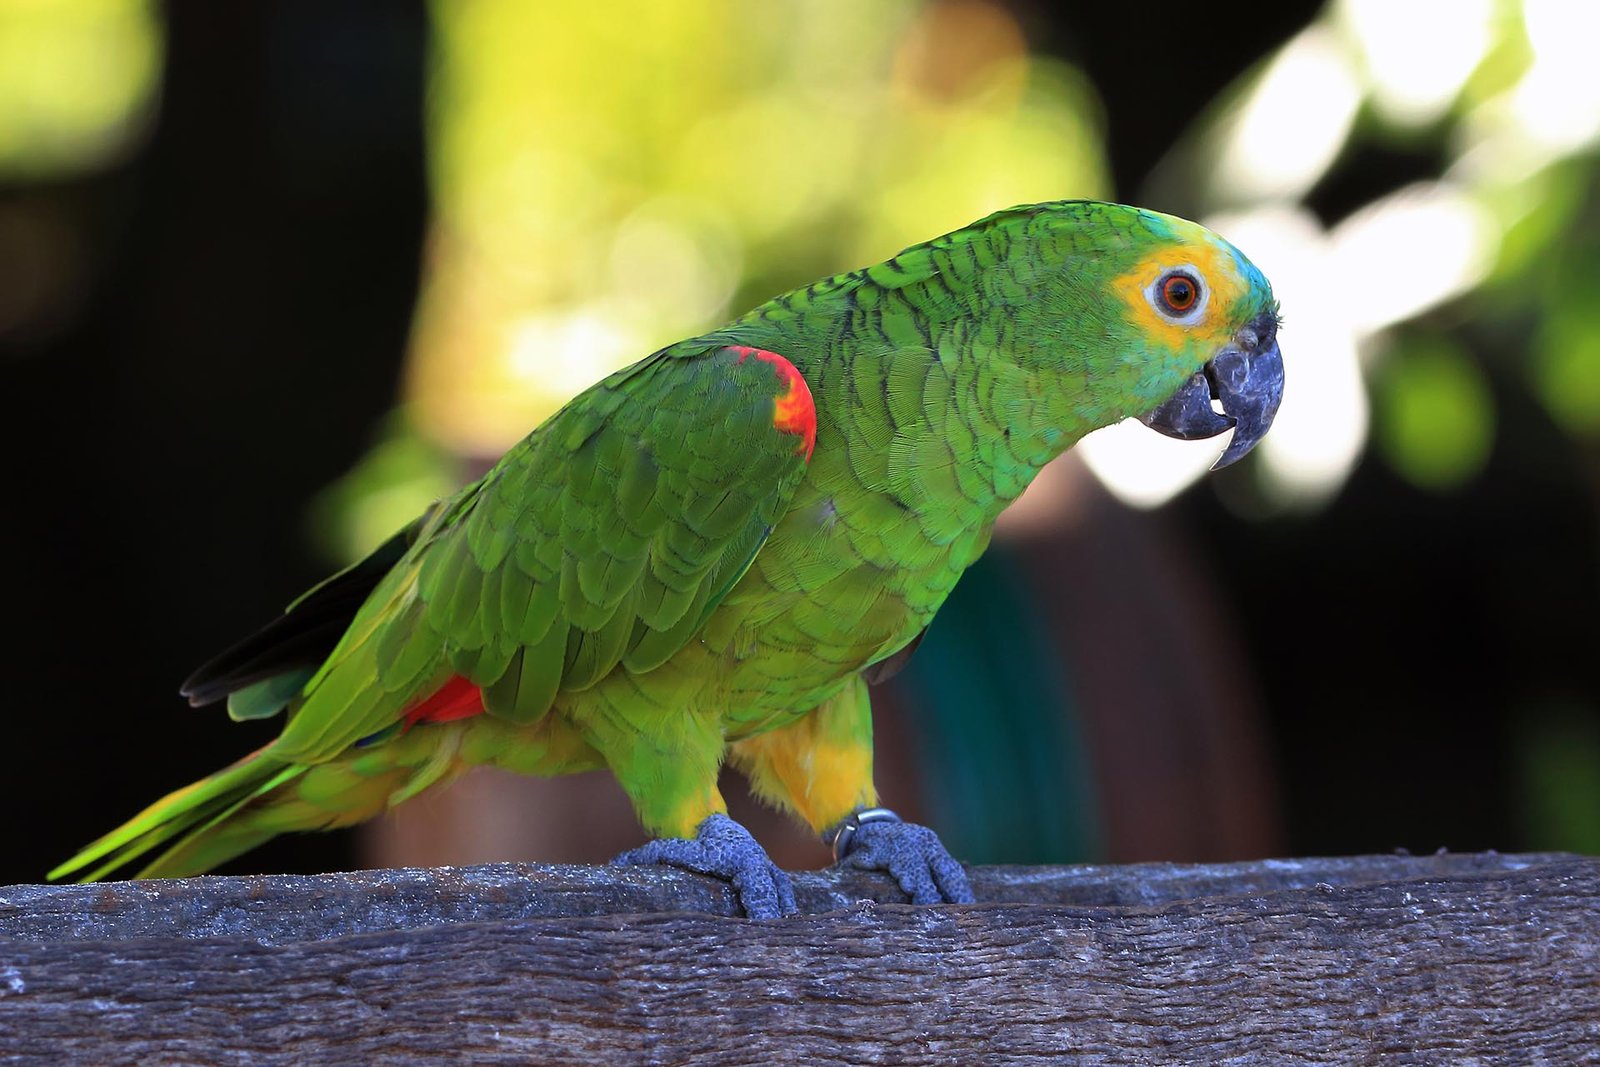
270, 341, 815, 759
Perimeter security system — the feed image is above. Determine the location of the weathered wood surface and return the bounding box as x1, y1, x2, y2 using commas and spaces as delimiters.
1, 852, 1595, 1065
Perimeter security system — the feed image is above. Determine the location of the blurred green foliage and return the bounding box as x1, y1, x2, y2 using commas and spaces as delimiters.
407, 0, 1106, 460
1128, 0, 1600, 516
321, 0, 1114, 571
1516, 703, 1600, 854
0, 0, 161, 179
1531, 223, 1600, 440
1161, 0, 1600, 854
1375, 334, 1494, 491
307, 417, 458, 567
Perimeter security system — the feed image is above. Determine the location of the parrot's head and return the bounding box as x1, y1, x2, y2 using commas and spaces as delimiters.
1027, 202, 1284, 470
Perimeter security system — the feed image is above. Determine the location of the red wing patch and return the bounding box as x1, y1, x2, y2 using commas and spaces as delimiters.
729, 346, 817, 462
404, 674, 485, 727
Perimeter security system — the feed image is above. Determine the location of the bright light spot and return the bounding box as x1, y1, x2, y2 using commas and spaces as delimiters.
1214, 207, 1368, 505
1211, 27, 1361, 204
1338, 0, 1491, 125
1328, 182, 1497, 335
1510, 0, 1600, 153
1076, 418, 1223, 509
609, 198, 742, 329
506, 310, 634, 402
1260, 323, 1368, 507
1449, 110, 1548, 188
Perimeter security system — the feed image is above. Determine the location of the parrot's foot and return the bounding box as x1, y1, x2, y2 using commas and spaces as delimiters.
612, 813, 798, 920
828, 807, 975, 906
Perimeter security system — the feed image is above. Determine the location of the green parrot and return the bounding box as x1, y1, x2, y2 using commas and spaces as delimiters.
53, 200, 1282, 917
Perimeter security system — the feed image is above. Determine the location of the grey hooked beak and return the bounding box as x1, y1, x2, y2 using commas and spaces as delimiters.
1137, 311, 1284, 470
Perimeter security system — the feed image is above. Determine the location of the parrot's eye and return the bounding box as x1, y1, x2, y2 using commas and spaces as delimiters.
1156, 271, 1202, 317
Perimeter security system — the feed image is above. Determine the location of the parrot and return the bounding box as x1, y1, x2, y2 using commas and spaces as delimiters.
52, 200, 1283, 918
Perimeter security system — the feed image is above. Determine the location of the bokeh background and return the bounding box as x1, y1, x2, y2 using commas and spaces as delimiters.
6, 0, 1600, 886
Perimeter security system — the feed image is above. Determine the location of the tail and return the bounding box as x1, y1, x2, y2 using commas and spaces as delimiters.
49, 748, 308, 882
52, 511, 454, 883
51, 725, 463, 882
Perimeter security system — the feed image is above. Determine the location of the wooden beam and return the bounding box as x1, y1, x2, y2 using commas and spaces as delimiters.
2, 852, 1594, 1064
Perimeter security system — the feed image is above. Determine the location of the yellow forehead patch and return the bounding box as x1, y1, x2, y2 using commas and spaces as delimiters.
1109, 224, 1248, 353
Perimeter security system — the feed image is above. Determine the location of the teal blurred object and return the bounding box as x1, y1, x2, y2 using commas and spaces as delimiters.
895, 547, 1100, 865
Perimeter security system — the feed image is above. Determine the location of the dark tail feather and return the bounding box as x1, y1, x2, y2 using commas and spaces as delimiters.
181, 511, 432, 707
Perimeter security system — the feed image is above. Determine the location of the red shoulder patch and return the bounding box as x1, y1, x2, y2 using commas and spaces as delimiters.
404, 674, 485, 727
728, 346, 817, 462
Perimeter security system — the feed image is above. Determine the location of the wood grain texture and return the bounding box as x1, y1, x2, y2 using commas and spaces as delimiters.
1, 853, 1595, 1065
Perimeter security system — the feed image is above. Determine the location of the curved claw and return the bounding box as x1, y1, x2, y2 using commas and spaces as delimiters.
831, 808, 975, 906
613, 813, 797, 919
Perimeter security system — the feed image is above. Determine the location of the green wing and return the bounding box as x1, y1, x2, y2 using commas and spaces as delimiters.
269, 341, 816, 763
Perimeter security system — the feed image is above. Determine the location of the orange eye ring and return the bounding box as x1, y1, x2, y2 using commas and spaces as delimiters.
1159, 272, 1200, 315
